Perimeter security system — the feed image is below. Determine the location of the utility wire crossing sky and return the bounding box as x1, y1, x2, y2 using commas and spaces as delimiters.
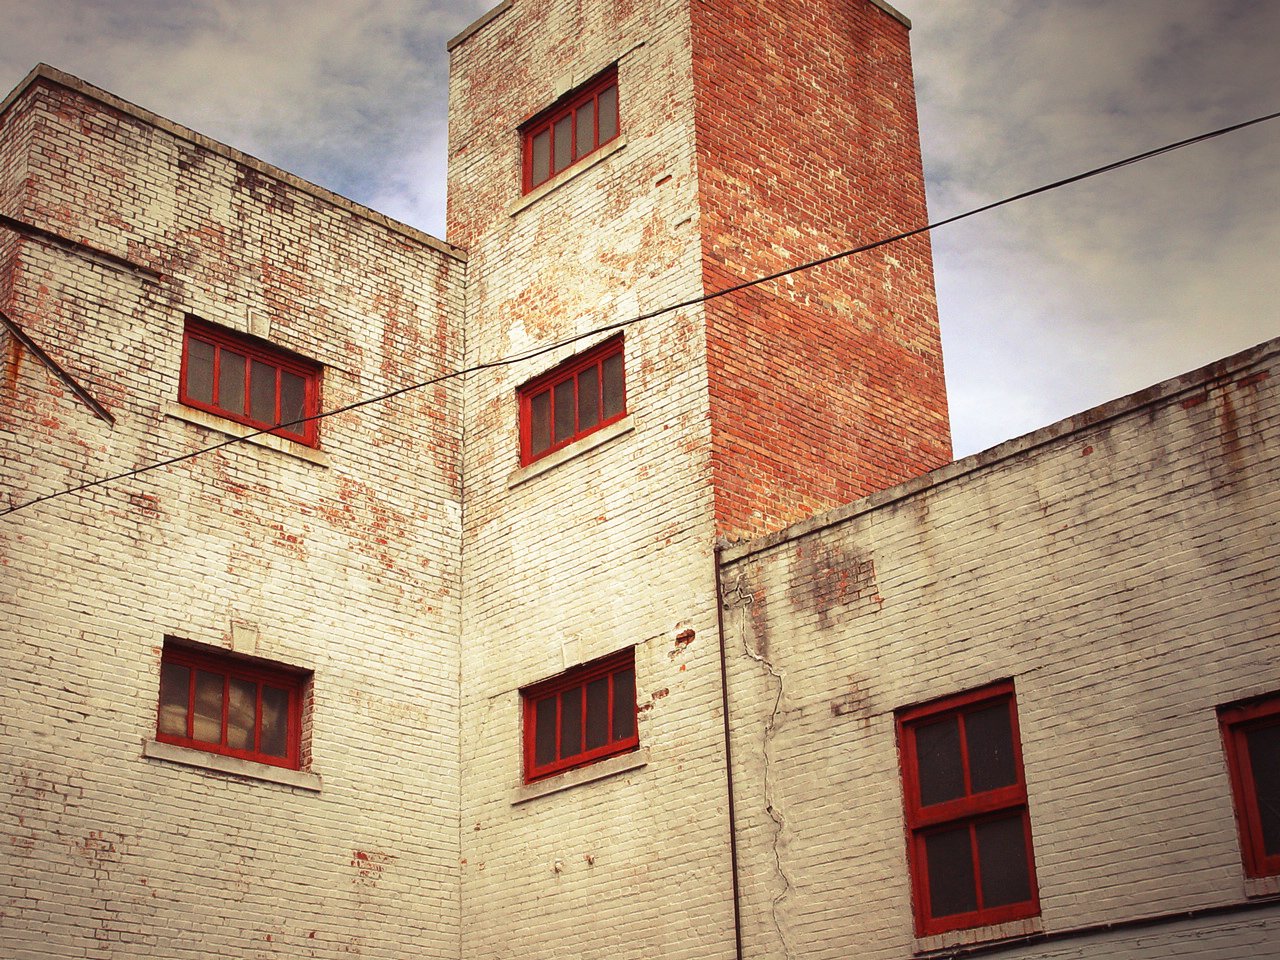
4, 106, 1276, 518
0, 0, 1277, 456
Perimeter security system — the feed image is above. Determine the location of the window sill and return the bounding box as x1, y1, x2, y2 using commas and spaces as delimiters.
143, 740, 322, 791
915, 915, 1043, 956
508, 415, 634, 489
163, 401, 331, 467
511, 747, 648, 805
1245, 875, 1280, 898
508, 137, 628, 217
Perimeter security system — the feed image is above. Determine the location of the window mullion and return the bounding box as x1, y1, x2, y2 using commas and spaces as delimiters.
968, 820, 984, 911
186, 665, 196, 740
253, 681, 263, 754
220, 674, 230, 749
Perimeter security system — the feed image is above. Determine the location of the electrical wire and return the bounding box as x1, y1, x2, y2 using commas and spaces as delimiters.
4, 108, 1278, 517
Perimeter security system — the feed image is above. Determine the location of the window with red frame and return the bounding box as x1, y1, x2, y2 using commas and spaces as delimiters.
519, 336, 625, 465
522, 68, 619, 193
1219, 692, 1280, 878
522, 648, 637, 783
180, 317, 321, 446
156, 643, 306, 770
897, 681, 1039, 937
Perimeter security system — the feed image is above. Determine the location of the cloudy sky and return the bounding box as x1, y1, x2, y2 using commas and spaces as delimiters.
1, 0, 1276, 456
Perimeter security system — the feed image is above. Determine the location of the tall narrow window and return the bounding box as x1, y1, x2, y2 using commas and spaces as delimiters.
521, 67, 619, 193
1220, 693, 1280, 878
897, 681, 1040, 936
156, 642, 306, 770
522, 648, 638, 783
180, 317, 322, 446
518, 336, 625, 465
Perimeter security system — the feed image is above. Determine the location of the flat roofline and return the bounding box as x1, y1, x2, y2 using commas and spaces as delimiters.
868, 0, 911, 29
720, 334, 1280, 564
0, 64, 466, 263
448, 0, 514, 52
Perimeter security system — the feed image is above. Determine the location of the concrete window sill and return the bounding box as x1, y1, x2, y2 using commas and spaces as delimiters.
914, 915, 1044, 956
508, 137, 627, 218
143, 740, 322, 792
1245, 875, 1280, 898
511, 747, 649, 805
507, 415, 634, 489
163, 401, 331, 468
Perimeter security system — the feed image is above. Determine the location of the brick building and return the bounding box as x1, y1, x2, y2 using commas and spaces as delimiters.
1, 1, 1277, 959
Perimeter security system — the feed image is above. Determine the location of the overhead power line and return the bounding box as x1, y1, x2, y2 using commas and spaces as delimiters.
3, 108, 1278, 518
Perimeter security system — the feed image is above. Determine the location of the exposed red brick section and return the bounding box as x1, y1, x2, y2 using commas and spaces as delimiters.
690, 0, 952, 540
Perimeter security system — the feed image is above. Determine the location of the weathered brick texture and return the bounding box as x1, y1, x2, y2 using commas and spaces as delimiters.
691, 0, 951, 541
448, 2, 737, 958
719, 341, 1280, 958
1, 70, 465, 960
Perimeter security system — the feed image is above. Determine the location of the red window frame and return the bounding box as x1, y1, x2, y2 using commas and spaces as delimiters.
1219, 692, 1280, 878
156, 643, 306, 770
179, 317, 322, 446
897, 681, 1040, 937
521, 648, 638, 783
521, 67, 619, 193
518, 336, 626, 466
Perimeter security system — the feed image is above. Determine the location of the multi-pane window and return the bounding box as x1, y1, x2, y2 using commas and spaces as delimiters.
518, 336, 625, 465
897, 681, 1040, 936
156, 643, 305, 770
1219, 692, 1280, 878
522, 68, 619, 193
522, 648, 638, 783
180, 317, 321, 446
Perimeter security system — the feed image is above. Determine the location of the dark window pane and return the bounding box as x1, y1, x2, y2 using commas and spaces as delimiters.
280, 370, 306, 433
531, 129, 551, 186
530, 390, 551, 455
158, 662, 190, 737
915, 716, 965, 806
976, 814, 1033, 907
553, 115, 572, 173
602, 351, 625, 419
925, 825, 977, 918
966, 702, 1017, 793
612, 667, 636, 741
553, 378, 576, 444
598, 84, 618, 142
577, 365, 600, 430
260, 685, 289, 758
186, 339, 215, 405
227, 677, 256, 751
576, 99, 596, 157
1246, 722, 1280, 856
560, 687, 583, 759
218, 349, 246, 414
585, 676, 609, 750
194, 670, 223, 744
250, 359, 276, 425
535, 697, 556, 767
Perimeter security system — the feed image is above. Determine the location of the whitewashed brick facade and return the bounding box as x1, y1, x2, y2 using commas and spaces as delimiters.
719, 341, 1280, 958
2, 2, 1278, 959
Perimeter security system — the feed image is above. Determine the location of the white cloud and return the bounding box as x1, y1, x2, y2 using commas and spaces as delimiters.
3, 0, 1277, 456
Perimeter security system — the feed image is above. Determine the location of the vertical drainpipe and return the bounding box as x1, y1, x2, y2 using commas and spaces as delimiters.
714, 543, 745, 960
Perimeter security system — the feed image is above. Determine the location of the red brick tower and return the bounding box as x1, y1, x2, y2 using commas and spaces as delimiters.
692, 0, 951, 540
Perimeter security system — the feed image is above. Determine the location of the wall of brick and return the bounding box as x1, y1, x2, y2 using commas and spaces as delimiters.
718, 339, 1280, 958
690, 0, 951, 541
0, 73, 467, 960
447, 1, 741, 958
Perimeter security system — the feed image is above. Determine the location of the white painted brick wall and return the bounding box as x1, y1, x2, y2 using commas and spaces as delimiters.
447, 2, 739, 958
1, 76, 466, 960
719, 343, 1280, 959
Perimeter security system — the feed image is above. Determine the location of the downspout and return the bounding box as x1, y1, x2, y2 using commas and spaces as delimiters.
714, 542, 745, 960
